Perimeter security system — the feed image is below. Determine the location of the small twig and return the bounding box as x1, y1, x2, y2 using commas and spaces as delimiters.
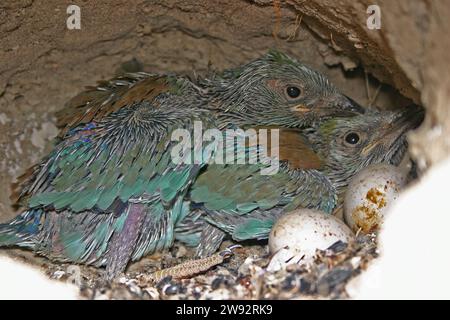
288, 14, 303, 41
364, 69, 371, 106
330, 33, 335, 46
272, 0, 281, 45
368, 84, 382, 107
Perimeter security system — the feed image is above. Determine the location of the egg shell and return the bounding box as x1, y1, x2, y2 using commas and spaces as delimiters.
344, 163, 407, 234
268, 209, 354, 264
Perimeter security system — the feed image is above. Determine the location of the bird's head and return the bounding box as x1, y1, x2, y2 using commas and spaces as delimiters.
205, 50, 364, 128
304, 105, 425, 194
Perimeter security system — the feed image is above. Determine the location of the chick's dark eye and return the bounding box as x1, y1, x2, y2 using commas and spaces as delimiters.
286, 86, 301, 98
345, 132, 360, 145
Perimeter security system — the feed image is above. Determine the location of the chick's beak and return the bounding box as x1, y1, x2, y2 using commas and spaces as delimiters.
389, 104, 425, 134
335, 95, 366, 115
290, 94, 365, 119
363, 104, 425, 155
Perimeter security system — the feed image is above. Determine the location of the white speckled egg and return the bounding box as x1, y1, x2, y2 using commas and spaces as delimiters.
344, 163, 407, 234
267, 209, 354, 271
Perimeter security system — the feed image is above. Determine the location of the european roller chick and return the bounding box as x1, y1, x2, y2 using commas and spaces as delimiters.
0, 50, 362, 279
185, 105, 424, 256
